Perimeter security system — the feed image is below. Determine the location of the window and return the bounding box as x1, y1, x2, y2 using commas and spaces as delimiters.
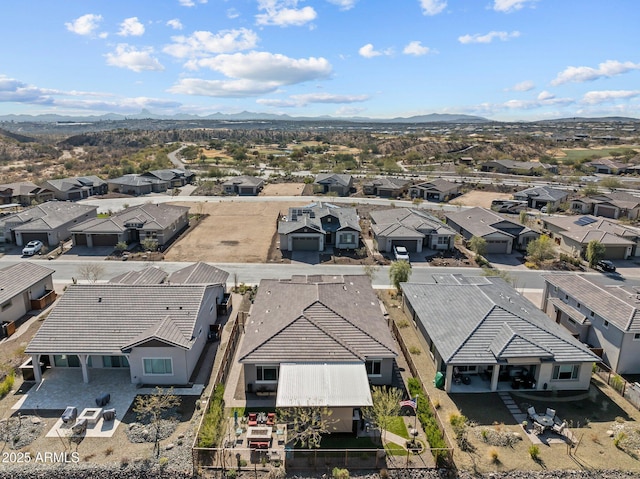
365, 359, 382, 376
342, 233, 356, 244
143, 358, 173, 375
1, 300, 11, 311
103, 356, 129, 368
552, 364, 580, 380
634, 333, 640, 341
603, 320, 609, 328
437, 236, 449, 245
256, 365, 278, 382
53, 354, 81, 368
146, 231, 158, 238
590, 311, 595, 317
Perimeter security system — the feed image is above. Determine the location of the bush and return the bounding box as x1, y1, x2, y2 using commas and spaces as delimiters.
332, 467, 349, 479
197, 384, 225, 447
488, 447, 499, 463
528, 444, 540, 460
0, 372, 15, 398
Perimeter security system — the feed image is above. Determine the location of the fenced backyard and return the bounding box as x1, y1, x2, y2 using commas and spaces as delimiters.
594, 363, 640, 410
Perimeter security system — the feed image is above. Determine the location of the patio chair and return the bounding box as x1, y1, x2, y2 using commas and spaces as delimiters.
248, 413, 258, 427
95, 393, 110, 407
102, 408, 116, 422
61, 406, 78, 424
545, 407, 556, 419
526, 406, 536, 419
552, 420, 567, 434
266, 412, 275, 426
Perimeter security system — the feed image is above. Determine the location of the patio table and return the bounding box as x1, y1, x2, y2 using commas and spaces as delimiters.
534, 414, 554, 429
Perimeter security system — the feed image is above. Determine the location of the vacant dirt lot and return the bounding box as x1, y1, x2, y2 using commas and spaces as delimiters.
164, 201, 299, 263
260, 182, 305, 196
452, 190, 512, 208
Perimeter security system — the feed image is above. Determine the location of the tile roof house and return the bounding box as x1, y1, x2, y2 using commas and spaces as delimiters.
313, 173, 354, 196
278, 202, 360, 252
369, 207, 456, 253
222, 176, 265, 195
0, 262, 56, 338
408, 179, 460, 202
587, 158, 629, 175
513, 185, 569, 210
361, 177, 410, 198
42, 176, 108, 201
70, 203, 189, 248
107, 174, 169, 196
542, 273, 640, 374
25, 280, 225, 385
141, 168, 196, 187
402, 274, 598, 393
0, 202, 98, 247
238, 275, 397, 432
108, 262, 229, 288
0, 181, 55, 206
480, 159, 557, 175
445, 207, 539, 254
542, 215, 639, 259
570, 192, 640, 220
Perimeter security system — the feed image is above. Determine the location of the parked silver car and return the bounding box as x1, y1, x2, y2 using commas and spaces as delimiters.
22, 240, 43, 256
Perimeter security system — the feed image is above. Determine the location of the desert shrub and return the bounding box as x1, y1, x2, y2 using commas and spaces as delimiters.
409, 346, 421, 355
332, 467, 349, 479
528, 445, 540, 460
0, 373, 15, 398
488, 447, 499, 463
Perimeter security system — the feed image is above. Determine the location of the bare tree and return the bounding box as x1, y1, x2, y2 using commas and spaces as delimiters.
278, 406, 338, 448
133, 387, 181, 457
76, 263, 105, 284
362, 386, 403, 444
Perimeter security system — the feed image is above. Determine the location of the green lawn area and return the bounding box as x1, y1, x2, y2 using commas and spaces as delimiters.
385, 416, 409, 439
558, 148, 634, 162
384, 442, 407, 456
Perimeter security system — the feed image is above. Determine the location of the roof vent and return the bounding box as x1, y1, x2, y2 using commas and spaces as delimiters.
98, 297, 102, 303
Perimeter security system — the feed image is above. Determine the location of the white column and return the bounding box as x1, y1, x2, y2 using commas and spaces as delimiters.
31, 354, 42, 383
79, 355, 89, 383
490, 366, 500, 392
444, 366, 453, 393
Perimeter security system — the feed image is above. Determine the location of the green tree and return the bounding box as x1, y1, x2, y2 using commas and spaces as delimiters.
115, 241, 128, 254
133, 387, 181, 457
599, 177, 622, 191
362, 386, 403, 444
519, 210, 528, 225
389, 260, 412, 293
526, 235, 555, 264
581, 183, 599, 196
141, 238, 159, 252
469, 236, 487, 257
586, 239, 606, 267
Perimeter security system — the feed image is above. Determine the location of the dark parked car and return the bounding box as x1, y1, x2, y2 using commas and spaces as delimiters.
597, 260, 616, 272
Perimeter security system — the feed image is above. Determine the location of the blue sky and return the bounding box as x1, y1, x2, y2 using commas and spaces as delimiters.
1, 0, 639, 121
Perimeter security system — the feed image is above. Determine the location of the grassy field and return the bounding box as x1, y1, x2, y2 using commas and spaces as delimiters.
557, 147, 638, 163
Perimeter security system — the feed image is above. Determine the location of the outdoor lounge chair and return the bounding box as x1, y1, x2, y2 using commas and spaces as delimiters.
546, 408, 556, 419
102, 408, 116, 422
552, 421, 567, 434
96, 393, 110, 407
527, 406, 536, 419
61, 406, 78, 424
266, 412, 275, 426
248, 413, 258, 427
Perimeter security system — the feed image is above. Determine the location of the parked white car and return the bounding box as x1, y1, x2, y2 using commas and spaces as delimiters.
393, 245, 410, 262
22, 240, 44, 256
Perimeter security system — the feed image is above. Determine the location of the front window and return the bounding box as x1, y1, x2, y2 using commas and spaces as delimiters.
256, 365, 278, 382
53, 354, 81, 368
552, 364, 580, 380
143, 358, 173, 375
437, 236, 449, 245
103, 355, 129, 368
342, 233, 356, 244
365, 359, 382, 376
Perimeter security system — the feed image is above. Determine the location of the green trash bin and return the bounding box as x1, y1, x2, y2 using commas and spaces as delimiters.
434, 371, 445, 389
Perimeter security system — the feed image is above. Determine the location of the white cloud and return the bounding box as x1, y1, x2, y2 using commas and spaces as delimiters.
167, 19, 183, 30
537, 90, 555, 101
508, 80, 535, 92
458, 30, 520, 44
65, 14, 103, 36
164, 28, 258, 59
105, 44, 164, 72
582, 90, 640, 105
168, 78, 282, 97
419, 0, 447, 15
493, 0, 536, 13
257, 92, 369, 108
118, 17, 145, 37
403, 41, 431, 56
551, 60, 640, 86
256, 98, 298, 107
256, 0, 317, 27
227, 8, 240, 19
179, 0, 207, 6
326, 0, 358, 10
358, 43, 392, 58
189, 51, 332, 84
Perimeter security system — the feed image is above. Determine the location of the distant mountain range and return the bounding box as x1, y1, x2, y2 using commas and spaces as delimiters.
0, 110, 637, 124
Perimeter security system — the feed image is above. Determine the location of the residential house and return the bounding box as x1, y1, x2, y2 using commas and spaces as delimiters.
445, 207, 539, 254
361, 177, 410, 198
0, 202, 97, 247
480, 160, 557, 176
513, 185, 569, 211
278, 202, 360, 252
70, 203, 189, 248
570, 192, 640, 220
141, 168, 196, 187
238, 275, 397, 432
542, 273, 640, 374
587, 158, 628, 175
43, 176, 108, 201
542, 215, 640, 259
313, 173, 354, 196
107, 174, 169, 195
402, 274, 598, 393
408, 179, 460, 202
0, 182, 54, 206
0, 262, 56, 338
109, 266, 169, 285
369, 208, 456, 253
25, 281, 224, 385
222, 176, 265, 196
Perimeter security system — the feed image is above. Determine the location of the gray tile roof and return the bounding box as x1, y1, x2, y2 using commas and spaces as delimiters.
278, 202, 360, 235
0, 202, 97, 231
370, 208, 456, 237
543, 273, 640, 332
445, 207, 535, 238
107, 174, 166, 187
45, 176, 106, 193
168, 262, 229, 285
402, 276, 598, 365
314, 173, 353, 187
362, 177, 410, 189
145, 169, 194, 181
70, 203, 189, 234
412, 179, 459, 193
26, 284, 214, 355
543, 215, 638, 246
239, 275, 397, 364
0, 262, 55, 305
109, 266, 168, 285
513, 185, 569, 202
222, 175, 264, 187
